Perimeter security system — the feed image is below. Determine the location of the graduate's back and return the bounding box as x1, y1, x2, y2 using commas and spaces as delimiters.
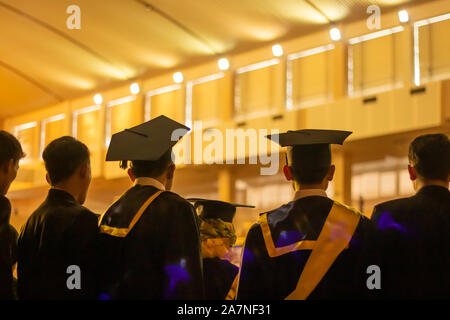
98, 115, 204, 300
237, 129, 374, 300
97, 184, 204, 299
237, 193, 372, 300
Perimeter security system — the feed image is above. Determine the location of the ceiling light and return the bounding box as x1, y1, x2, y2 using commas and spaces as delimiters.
329, 27, 341, 41
173, 72, 183, 83
130, 82, 140, 95
272, 44, 283, 57
218, 58, 230, 70
398, 10, 409, 23
94, 94, 103, 105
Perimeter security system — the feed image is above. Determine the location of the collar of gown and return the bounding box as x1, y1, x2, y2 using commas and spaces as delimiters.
48, 188, 78, 204
293, 189, 328, 201
133, 177, 165, 191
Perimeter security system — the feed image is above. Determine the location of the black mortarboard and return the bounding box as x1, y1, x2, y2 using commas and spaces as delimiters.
266, 129, 352, 167
187, 198, 255, 223
105, 115, 190, 163
265, 129, 352, 147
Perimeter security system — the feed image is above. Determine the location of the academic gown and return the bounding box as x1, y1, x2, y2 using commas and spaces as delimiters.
237, 193, 373, 300
97, 184, 204, 300
370, 185, 450, 299
17, 189, 99, 300
0, 195, 18, 300
203, 257, 238, 300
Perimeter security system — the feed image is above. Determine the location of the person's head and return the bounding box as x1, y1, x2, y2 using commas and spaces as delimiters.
283, 144, 335, 190
407, 133, 450, 191
126, 148, 175, 190
43, 136, 91, 204
198, 215, 236, 259
0, 130, 25, 195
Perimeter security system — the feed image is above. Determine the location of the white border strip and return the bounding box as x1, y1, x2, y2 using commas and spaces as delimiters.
106, 95, 136, 107
348, 45, 354, 97
14, 121, 37, 135
287, 44, 335, 61
348, 26, 404, 45
236, 58, 280, 74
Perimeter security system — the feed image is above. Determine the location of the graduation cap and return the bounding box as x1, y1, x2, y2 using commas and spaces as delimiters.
187, 198, 255, 223
266, 129, 352, 166
265, 129, 352, 147
105, 115, 190, 167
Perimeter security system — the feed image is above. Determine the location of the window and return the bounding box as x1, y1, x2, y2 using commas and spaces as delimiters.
287, 44, 334, 109
187, 73, 225, 128
14, 122, 38, 164
145, 85, 184, 124
235, 59, 282, 119
40, 114, 66, 156
105, 96, 143, 146
414, 13, 450, 85
348, 26, 404, 96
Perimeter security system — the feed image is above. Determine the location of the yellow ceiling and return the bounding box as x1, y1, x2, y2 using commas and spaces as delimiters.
0, 0, 434, 117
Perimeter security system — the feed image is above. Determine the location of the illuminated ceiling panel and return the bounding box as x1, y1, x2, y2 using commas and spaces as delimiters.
0, 0, 438, 117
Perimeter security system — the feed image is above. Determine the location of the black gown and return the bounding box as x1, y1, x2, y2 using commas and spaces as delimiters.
97, 185, 204, 299
0, 195, 18, 300
17, 189, 99, 300
203, 257, 238, 300
370, 185, 450, 299
237, 196, 374, 300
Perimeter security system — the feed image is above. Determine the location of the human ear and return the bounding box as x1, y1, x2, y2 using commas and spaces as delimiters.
166, 164, 176, 180
127, 168, 135, 182
327, 165, 335, 181
408, 165, 417, 181
79, 163, 88, 179
1, 159, 13, 174
283, 165, 292, 181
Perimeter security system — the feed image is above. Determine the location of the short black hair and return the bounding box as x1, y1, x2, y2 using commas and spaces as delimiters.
43, 136, 90, 185
0, 130, 25, 165
288, 144, 331, 185
408, 133, 450, 181
130, 148, 173, 178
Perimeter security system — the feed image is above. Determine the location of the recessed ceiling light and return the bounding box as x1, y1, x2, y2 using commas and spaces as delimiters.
398, 10, 409, 23
94, 94, 103, 105
329, 27, 341, 41
272, 44, 283, 57
130, 82, 140, 95
173, 72, 183, 83
218, 58, 230, 70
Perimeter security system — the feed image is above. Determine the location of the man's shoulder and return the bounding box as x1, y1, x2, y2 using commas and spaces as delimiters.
156, 190, 193, 210
159, 190, 191, 203
372, 197, 413, 217
125, 185, 191, 207
29, 200, 97, 228
140, 190, 195, 220
332, 200, 365, 218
